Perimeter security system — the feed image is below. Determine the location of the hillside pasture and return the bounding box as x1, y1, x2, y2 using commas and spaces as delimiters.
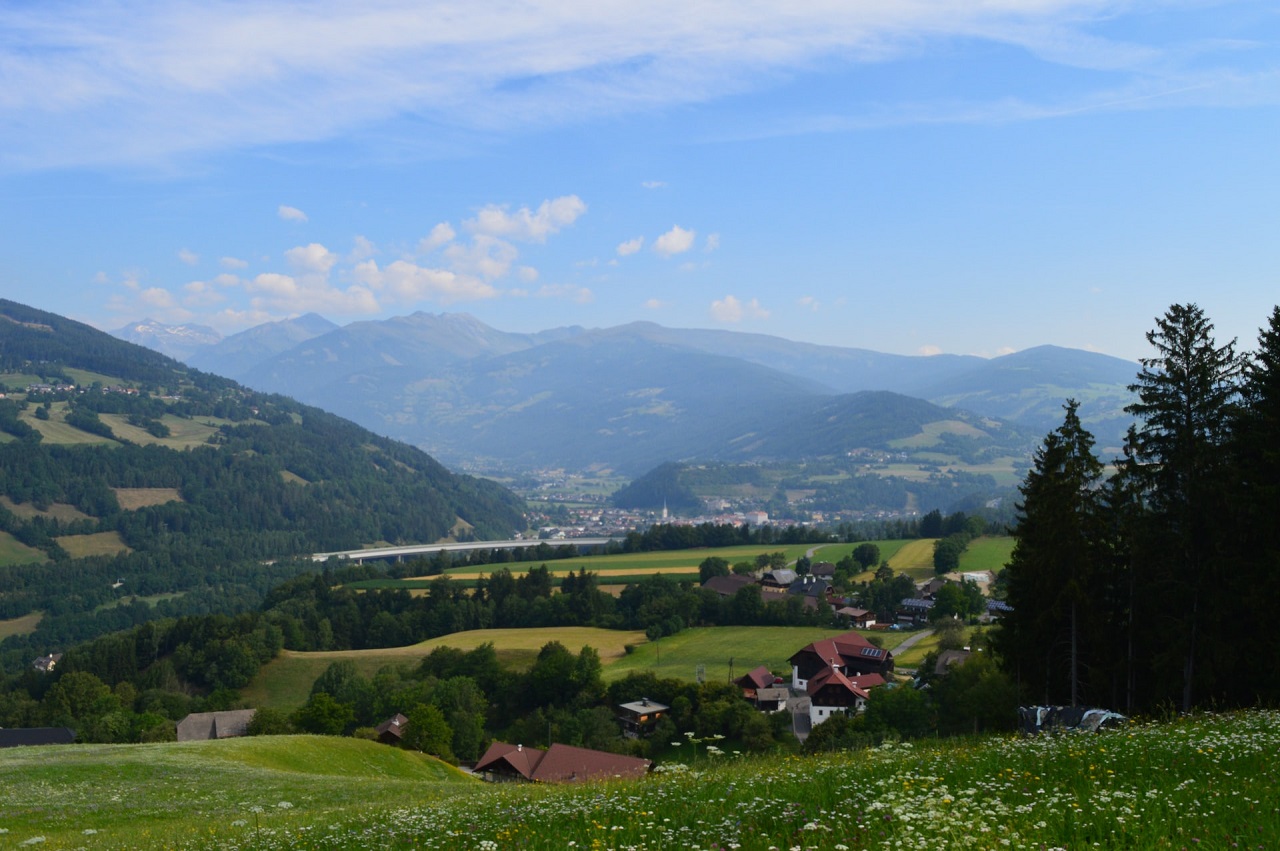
883, 538, 938, 579
0, 610, 42, 640
20, 403, 119, 445
55, 530, 131, 559
0, 735, 471, 849
98, 413, 222, 449
113, 487, 184, 509
244, 627, 647, 711
0, 495, 93, 522
887, 419, 988, 449
0, 530, 48, 566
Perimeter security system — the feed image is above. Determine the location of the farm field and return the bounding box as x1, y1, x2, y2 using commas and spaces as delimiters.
243, 627, 647, 711
604, 625, 913, 684
0, 611, 42, 640
0, 496, 92, 522
98, 413, 223, 450
54, 530, 131, 559
112, 487, 184, 510
0, 709, 1275, 850
20, 403, 118, 445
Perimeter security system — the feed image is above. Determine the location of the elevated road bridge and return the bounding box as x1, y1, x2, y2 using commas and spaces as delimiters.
311, 537, 622, 564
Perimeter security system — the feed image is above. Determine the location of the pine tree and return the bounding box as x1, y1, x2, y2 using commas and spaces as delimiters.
998, 400, 1103, 706
1125, 303, 1242, 712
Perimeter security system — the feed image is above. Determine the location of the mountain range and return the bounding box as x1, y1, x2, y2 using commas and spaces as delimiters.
121, 312, 1140, 474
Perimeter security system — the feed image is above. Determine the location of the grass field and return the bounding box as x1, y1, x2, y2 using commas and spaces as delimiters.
0, 495, 93, 522
959, 535, 1015, 573
20, 403, 119, 445
1, 710, 1275, 850
0, 610, 42, 639
98, 413, 223, 450
54, 530, 131, 559
243, 627, 648, 711
113, 487, 183, 510
0, 735, 472, 849
0, 529, 47, 566
604, 625, 913, 684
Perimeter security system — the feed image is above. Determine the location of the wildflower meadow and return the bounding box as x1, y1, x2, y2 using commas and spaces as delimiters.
1, 710, 1276, 850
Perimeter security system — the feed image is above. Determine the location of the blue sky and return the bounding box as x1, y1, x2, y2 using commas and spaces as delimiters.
2, 1, 1278, 362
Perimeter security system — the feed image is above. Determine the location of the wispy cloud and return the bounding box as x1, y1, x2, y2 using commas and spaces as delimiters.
278, 205, 308, 222
710, 294, 768, 323
3, 1, 1260, 170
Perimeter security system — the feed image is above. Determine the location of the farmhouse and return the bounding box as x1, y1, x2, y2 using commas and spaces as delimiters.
375, 713, 409, 745
789, 629, 894, 691
806, 670, 887, 725
474, 742, 650, 783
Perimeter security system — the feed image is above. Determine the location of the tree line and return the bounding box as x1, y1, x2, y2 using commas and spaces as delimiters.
998, 303, 1280, 713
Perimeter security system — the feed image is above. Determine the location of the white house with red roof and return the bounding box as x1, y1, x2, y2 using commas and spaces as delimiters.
789, 630, 893, 726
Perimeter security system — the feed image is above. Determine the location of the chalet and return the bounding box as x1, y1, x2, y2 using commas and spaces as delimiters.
616, 698, 668, 738
0, 727, 76, 748
917, 577, 948, 599
474, 742, 650, 783
806, 670, 886, 725
176, 709, 256, 742
835, 606, 876, 629
754, 687, 790, 713
810, 561, 836, 579
760, 568, 797, 589
375, 713, 409, 745
789, 630, 894, 691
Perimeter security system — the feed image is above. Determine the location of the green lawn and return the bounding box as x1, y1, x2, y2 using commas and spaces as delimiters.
422, 544, 817, 581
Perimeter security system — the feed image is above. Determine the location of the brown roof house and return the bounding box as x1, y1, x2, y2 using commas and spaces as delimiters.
474, 742, 650, 783
734, 665, 788, 711
805, 670, 886, 726
376, 713, 409, 745
789, 630, 894, 691
176, 709, 256, 742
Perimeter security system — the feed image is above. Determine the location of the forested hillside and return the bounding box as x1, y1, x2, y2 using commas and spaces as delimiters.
0, 299, 525, 668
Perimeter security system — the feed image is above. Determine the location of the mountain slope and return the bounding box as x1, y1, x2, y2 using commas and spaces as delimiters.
111, 318, 223, 362
0, 298, 526, 656
186, 313, 337, 379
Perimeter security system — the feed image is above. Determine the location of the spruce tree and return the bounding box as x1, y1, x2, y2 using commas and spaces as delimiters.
1125, 303, 1241, 711
999, 399, 1103, 706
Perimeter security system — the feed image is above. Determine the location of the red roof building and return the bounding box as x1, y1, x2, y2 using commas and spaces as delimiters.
473, 742, 651, 783
789, 630, 894, 691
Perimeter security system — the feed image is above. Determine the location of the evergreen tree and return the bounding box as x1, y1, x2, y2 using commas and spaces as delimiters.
1125, 303, 1241, 712
997, 400, 1103, 706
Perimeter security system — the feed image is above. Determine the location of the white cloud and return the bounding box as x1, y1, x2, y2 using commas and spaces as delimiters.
357, 259, 498, 304
220, 256, 248, 269
1, 3, 1271, 170
177, 248, 199, 265
285, 243, 339, 275
616, 237, 644, 256
443, 234, 518, 280
918, 344, 943, 356
139, 287, 177, 308
418, 222, 456, 253
704, 233, 720, 252
798, 295, 820, 311
642, 181, 667, 189
710, 295, 769, 323
643, 298, 668, 310
246, 270, 379, 314
278, 205, 308, 223
466, 195, 586, 243
653, 225, 696, 257
517, 265, 539, 283
183, 279, 225, 307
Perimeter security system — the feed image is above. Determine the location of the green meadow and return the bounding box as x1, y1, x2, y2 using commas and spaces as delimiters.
1, 710, 1275, 849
